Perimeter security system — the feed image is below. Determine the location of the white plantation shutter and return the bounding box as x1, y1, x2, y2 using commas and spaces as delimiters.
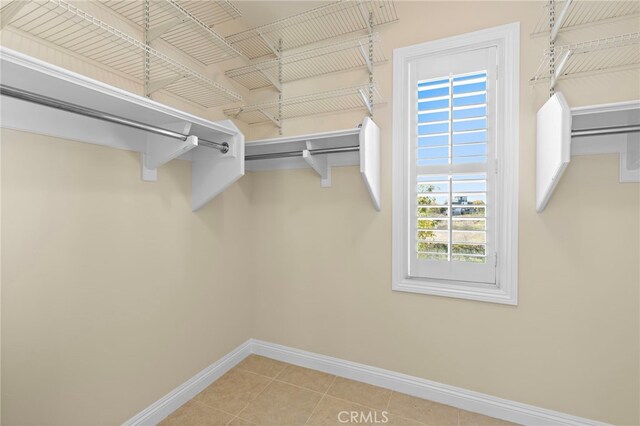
408, 47, 497, 284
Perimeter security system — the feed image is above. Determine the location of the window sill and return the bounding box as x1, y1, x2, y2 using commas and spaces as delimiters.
392, 277, 517, 305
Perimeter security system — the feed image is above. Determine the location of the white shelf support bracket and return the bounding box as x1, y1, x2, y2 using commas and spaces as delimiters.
303, 141, 331, 187
550, 0, 572, 42
141, 122, 198, 181
358, 41, 373, 74
147, 16, 190, 42
256, 30, 281, 58
357, 1, 373, 34
358, 88, 373, 116
146, 74, 185, 95
551, 49, 572, 89
255, 66, 282, 91
258, 109, 281, 128
0, 1, 27, 30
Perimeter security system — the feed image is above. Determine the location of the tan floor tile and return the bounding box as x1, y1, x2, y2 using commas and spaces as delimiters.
236, 355, 289, 378
159, 400, 234, 426
459, 410, 519, 426
276, 364, 336, 393
237, 380, 322, 425
387, 392, 459, 426
194, 369, 271, 415
326, 377, 392, 410
306, 395, 390, 426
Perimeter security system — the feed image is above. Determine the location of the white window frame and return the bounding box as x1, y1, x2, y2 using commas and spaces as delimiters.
392, 23, 520, 305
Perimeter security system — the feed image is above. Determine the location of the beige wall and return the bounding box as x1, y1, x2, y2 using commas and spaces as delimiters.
1, 1, 639, 425
1, 130, 254, 425
247, 2, 640, 425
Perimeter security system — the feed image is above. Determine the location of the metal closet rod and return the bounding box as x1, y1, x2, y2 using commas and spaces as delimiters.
246, 145, 359, 161
0, 85, 229, 153
572, 124, 640, 138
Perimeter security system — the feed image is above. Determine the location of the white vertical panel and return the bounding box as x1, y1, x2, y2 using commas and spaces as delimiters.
359, 117, 381, 211
536, 92, 572, 212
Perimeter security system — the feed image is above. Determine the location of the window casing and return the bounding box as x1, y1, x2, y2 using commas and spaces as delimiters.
392, 24, 519, 305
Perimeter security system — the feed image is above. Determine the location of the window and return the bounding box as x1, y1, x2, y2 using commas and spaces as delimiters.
392, 23, 519, 305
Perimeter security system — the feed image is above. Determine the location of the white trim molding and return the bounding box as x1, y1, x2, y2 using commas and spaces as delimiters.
126, 339, 610, 426
392, 22, 520, 305
122, 340, 252, 426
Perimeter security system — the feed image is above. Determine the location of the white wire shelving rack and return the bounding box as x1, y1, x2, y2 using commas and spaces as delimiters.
531, 0, 640, 37
225, 0, 397, 60
531, 32, 640, 87
225, 34, 386, 90
531, 0, 640, 95
100, 0, 244, 65
3, 0, 242, 108
223, 1, 396, 131
223, 84, 384, 126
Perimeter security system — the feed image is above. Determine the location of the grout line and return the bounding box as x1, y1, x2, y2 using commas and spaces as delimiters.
190, 396, 243, 420
385, 391, 393, 412
233, 368, 277, 424
271, 377, 327, 395
303, 375, 337, 425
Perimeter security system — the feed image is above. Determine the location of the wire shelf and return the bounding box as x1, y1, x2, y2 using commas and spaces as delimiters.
100, 0, 243, 64
225, 33, 386, 90
223, 84, 384, 124
226, 1, 397, 59
5, 0, 242, 108
532, 0, 640, 36
531, 32, 640, 83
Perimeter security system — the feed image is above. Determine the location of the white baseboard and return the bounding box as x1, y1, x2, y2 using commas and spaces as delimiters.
123, 339, 610, 426
250, 339, 610, 426
123, 340, 252, 426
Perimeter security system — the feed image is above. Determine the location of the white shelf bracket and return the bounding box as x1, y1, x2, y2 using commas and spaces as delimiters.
258, 108, 281, 128
357, 41, 373, 73
142, 122, 197, 181
303, 140, 331, 187
255, 66, 282, 91
256, 30, 281, 58
1, 1, 27, 30
147, 16, 190, 42
357, 1, 373, 33
358, 88, 373, 116
146, 74, 185, 95
550, 0, 572, 42
551, 49, 572, 89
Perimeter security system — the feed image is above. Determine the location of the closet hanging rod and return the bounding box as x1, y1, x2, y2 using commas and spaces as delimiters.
572, 124, 640, 138
0, 85, 229, 153
246, 145, 359, 161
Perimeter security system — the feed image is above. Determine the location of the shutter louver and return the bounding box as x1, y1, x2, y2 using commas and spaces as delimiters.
415, 71, 489, 265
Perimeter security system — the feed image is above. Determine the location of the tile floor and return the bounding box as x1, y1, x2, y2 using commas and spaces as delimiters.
160, 355, 517, 426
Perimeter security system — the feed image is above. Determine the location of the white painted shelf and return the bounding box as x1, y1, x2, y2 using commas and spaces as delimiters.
245, 117, 381, 210
536, 92, 639, 212
225, 0, 397, 60
2, 0, 242, 108
223, 84, 383, 126
0, 47, 244, 211
225, 33, 386, 90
